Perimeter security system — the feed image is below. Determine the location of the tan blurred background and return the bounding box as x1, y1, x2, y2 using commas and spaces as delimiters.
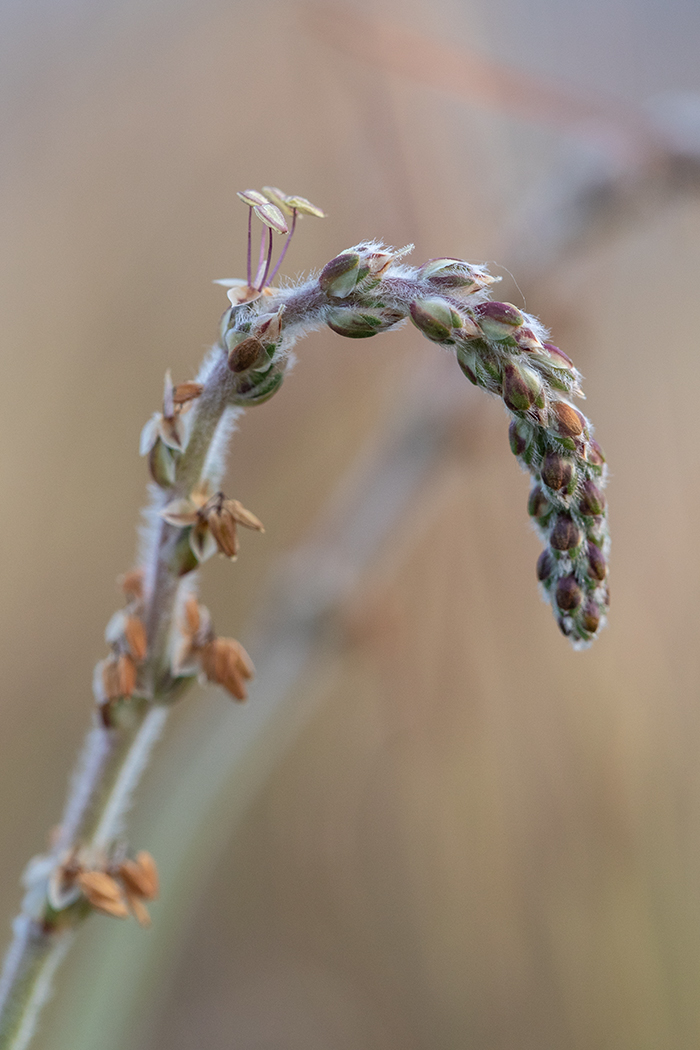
3, 0, 700, 1047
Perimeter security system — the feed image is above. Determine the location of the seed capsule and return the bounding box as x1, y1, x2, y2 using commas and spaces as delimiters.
319, 252, 361, 297
587, 541, 607, 581
552, 401, 585, 438
550, 515, 582, 551
540, 451, 574, 491
228, 337, 266, 373
579, 479, 606, 516
555, 575, 583, 611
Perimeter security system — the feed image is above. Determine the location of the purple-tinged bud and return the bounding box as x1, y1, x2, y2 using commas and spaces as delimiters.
474, 301, 525, 340
581, 599, 601, 634
556, 575, 583, 611
540, 451, 574, 491
550, 515, 582, 551
513, 327, 543, 351
319, 252, 361, 297
527, 485, 549, 519
587, 439, 606, 466
327, 306, 403, 338
418, 258, 486, 293
409, 298, 461, 342
502, 363, 543, 412
509, 419, 533, 456
552, 401, 585, 438
228, 336, 266, 373
536, 550, 554, 582
579, 479, 606, 516
587, 541, 607, 581
542, 342, 574, 369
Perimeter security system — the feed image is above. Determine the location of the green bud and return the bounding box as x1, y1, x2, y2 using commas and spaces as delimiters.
326, 306, 403, 339
319, 252, 361, 297
148, 438, 176, 488
169, 528, 199, 577
409, 298, 461, 342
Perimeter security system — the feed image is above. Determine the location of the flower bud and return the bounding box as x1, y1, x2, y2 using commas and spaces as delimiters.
474, 301, 525, 340
527, 485, 549, 519
502, 363, 543, 412
509, 419, 533, 456
542, 342, 575, 369
587, 439, 606, 467
555, 575, 583, 611
536, 550, 555, 582
418, 258, 487, 293
540, 451, 574, 491
235, 369, 284, 405
579, 479, 606, 516
581, 599, 602, 634
586, 541, 607, 581
513, 327, 543, 351
227, 336, 266, 373
550, 514, 582, 551
457, 347, 478, 384
326, 306, 403, 339
148, 439, 176, 488
319, 252, 361, 297
409, 298, 461, 342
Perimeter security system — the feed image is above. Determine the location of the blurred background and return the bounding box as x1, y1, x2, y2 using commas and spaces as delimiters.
2, 0, 700, 1047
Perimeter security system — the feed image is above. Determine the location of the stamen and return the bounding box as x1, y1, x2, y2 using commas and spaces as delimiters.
246, 207, 252, 288
268, 208, 298, 285
257, 228, 274, 291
